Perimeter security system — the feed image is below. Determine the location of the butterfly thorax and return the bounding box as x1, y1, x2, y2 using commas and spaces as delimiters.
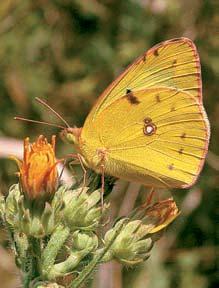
79, 137, 108, 173
81, 146, 108, 173
62, 126, 107, 172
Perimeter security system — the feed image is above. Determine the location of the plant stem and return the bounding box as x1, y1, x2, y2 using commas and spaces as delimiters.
42, 225, 70, 280
23, 238, 39, 288
71, 219, 127, 288
30, 237, 41, 277
48, 252, 85, 279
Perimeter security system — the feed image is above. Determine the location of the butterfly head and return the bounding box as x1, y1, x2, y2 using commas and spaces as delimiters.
61, 127, 82, 147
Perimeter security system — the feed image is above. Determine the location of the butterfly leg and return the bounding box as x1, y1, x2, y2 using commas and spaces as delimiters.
100, 164, 105, 211
49, 157, 66, 182
65, 153, 87, 189
77, 153, 87, 190
58, 158, 67, 182
141, 187, 155, 208
68, 159, 81, 185
68, 158, 80, 168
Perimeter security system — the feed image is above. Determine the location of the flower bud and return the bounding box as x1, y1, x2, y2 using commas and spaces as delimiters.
104, 219, 153, 265
138, 198, 180, 234
62, 187, 109, 231
16, 135, 58, 201
103, 198, 179, 265
4, 185, 65, 237
72, 231, 98, 252
45, 231, 98, 279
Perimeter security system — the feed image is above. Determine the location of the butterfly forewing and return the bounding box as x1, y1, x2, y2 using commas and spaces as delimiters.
86, 38, 202, 122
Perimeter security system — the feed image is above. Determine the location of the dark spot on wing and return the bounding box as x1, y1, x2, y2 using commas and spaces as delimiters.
143, 117, 157, 136
168, 163, 174, 170
143, 123, 157, 136
172, 59, 177, 65
126, 89, 140, 105
143, 117, 152, 124
156, 94, 161, 103
181, 133, 186, 139
143, 53, 147, 62
179, 148, 184, 154
171, 107, 176, 112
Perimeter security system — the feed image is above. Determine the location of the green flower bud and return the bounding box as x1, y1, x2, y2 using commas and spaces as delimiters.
103, 198, 179, 265
62, 187, 109, 231
72, 231, 98, 252
46, 231, 98, 279
3, 182, 108, 237
4, 184, 66, 237
104, 219, 153, 265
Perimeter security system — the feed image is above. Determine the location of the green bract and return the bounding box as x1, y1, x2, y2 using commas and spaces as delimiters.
3, 184, 109, 237
103, 219, 153, 265
4, 184, 65, 237
62, 187, 109, 231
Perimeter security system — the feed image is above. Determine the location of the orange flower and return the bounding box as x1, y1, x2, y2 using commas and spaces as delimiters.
145, 198, 180, 234
17, 135, 58, 201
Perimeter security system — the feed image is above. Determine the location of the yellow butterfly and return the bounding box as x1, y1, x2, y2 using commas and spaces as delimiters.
64, 38, 210, 189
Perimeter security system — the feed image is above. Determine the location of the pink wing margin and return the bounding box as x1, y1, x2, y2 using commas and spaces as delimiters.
183, 100, 210, 188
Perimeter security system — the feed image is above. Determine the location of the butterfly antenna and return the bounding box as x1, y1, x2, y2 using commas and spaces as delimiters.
35, 97, 70, 128
14, 117, 66, 129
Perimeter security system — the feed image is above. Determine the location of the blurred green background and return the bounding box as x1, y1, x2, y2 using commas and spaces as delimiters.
0, 0, 218, 287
